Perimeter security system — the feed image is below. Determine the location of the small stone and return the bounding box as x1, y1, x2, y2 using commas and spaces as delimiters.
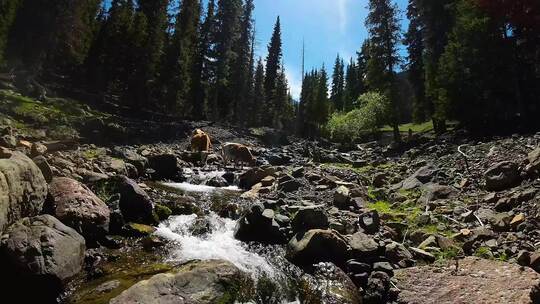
510, 213, 525, 228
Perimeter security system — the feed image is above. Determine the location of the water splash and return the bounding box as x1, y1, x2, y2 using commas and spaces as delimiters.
155, 213, 276, 277
162, 182, 240, 193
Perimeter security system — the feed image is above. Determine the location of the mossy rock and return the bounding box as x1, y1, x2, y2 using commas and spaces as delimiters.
122, 223, 156, 237
154, 204, 172, 221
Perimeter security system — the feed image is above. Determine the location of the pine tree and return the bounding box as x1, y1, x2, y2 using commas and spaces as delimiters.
0, 0, 21, 66
404, 0, 426, 123
163, 0, 201, 114
264, 17, 283, 126
273, 65, 290, 129
365, 0, 402, 142
343, 59, 358, 111
250, 58, 265, 127
192, 0, 217, 120
314, 66, 330, 131
7, 0, 101, 71
330, 54, 345, 112
214, 0, 243, 120
416, 0, 457, 132
232, 0, 255, 125
135, 0, 169, 109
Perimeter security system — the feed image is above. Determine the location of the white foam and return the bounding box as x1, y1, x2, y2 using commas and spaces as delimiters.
162, 182, 240, 193
155, 213, 276, 277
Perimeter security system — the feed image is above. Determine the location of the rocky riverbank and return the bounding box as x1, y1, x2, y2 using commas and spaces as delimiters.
2, 104, 540, 303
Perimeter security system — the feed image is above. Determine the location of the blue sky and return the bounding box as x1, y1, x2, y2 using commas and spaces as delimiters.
249, 0, 410, 99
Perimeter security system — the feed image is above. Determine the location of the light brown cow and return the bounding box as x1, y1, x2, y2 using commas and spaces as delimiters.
222, 143, 256, 167
191, 129, 212, 152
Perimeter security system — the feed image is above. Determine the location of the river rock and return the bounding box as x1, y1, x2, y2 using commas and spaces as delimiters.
110, 260, 246, 304
234, 203, 286, 244
148, 154, 181, 180
0, 215, 85, 301
112, 147, 148, 175
117, 176, 154, 224
239, 166, 276, 189
334, 185, 351, 209
287, 229, 348, 268
48, 177, 110, 242
485, 161, 520, 191
394, 257, 540, 304
307, 262, 362, 304
291, 206, 329, 233
0, 150, 48, 234
32, 155, 53, 182
206, 175, 228, 187
349, 231, 379, 259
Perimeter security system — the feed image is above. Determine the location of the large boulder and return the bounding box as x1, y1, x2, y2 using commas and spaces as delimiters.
48, 177, 110, 242
303, 263, 361, 304
110, 260, 247, 304
0, 215, 85, 302
148, 154, 181, 180
234, 203, 286, 244
349, 231, 380, 259
239, 166, 276, 189
287, 229, 348, 268
0, 150, 48, 234
485, 161, 520, 191
395, 257, 540, 304
117, 176, 154, 224
291, 206, 329, 233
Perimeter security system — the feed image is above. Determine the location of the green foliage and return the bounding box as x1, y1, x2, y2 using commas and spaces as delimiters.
474, 246, 493, 259
325, 91, 389, 143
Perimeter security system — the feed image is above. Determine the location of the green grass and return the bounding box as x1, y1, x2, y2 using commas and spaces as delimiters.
380, 121, 434, 133
321, 162, 397, 176
0, 89, 109, 140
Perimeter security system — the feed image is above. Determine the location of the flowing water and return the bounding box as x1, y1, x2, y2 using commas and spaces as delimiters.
153, 169, 302, 303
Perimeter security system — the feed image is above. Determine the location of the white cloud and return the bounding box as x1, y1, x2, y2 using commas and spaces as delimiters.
337, 0, 349, 33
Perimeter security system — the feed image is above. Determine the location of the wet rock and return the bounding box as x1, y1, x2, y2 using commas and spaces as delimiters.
334, 185, 351, 209
206, 175, 228, 187
287, 229, 348, 268
363, 271, 391, 304
291, 206, 329, 233
32, 155, 53, 182
122, 223, 156, 237
359, 210, 380, 234
0, 215, 85, 302
0, 151, 48, 233
190, 216, 212, 236
48, 177, 110, 242
394, 257, 540, 304
349, 231, 379, 259
141, 236, 166, 251
308, 262, 362, 304
221, 171, 235, 184
110, 260, 246, 304
117, 176, 154, 224
485, 161, 520, 191
234, 203, 286, 244
148, 154, 181, 180
154, 204, 172, 221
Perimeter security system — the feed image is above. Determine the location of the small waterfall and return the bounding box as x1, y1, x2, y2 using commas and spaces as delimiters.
155, 213, 277, 277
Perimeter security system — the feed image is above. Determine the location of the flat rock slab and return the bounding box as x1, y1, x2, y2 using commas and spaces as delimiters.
395, 257, 540, 304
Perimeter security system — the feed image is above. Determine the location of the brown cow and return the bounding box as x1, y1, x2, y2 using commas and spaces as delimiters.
222, 143, 256, 167
191, 129, 212, 152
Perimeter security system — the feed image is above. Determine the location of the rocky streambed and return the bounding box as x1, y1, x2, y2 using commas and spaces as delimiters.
3, 120, 540, 303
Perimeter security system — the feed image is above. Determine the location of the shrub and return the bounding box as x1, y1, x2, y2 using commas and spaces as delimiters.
326, 91, 389, 143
